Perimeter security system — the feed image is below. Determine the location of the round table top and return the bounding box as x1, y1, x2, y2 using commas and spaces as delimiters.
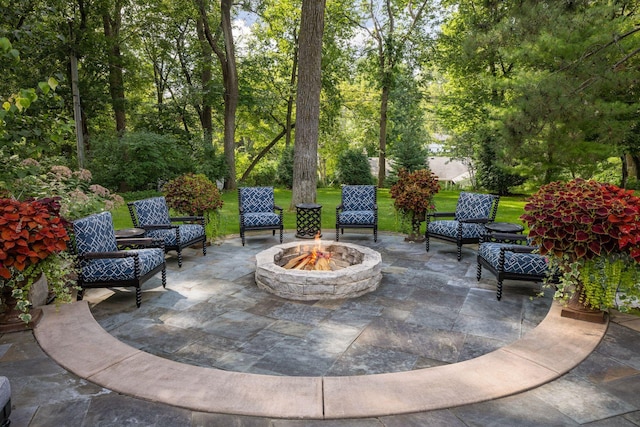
296, 203, 322, 209
484, 222, 525, 233
114, 228, 146, 238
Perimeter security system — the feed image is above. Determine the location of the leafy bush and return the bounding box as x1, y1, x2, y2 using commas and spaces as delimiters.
336, 149, 375, 185
163, 173, 223, 216
89, 131, 191, 191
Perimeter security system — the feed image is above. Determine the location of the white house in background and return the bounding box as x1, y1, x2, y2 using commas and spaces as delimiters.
368, 155, 471, 187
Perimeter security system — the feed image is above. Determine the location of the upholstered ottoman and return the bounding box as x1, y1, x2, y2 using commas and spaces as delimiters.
0, 376, 10, 427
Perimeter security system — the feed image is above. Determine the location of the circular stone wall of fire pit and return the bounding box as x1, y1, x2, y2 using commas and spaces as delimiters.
255, 240, 383, 300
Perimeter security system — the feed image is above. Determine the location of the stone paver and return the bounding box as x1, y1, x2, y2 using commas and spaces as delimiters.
1, 231, 639, 425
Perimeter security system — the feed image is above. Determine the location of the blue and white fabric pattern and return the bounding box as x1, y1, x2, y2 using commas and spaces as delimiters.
240, 187, 275, 213
73, 211, 118, 255
342, 185, 376, 211
479, 242, 548, 275
455, 192, 496, 221
243, 212, 281, 227
428, 220, 487, 239
80, 249, 165, 282
145, 224, 204, 246
73, 211, 164, 282
131, 197, 171, 226
339, 211, 375, 225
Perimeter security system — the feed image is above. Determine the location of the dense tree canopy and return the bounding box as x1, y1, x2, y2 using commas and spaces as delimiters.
2, 0, 639, 194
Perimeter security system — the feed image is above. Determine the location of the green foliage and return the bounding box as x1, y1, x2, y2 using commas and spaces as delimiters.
0, 153, 124, 220
89, 131, 192, 191
476, 140, 525, 195
522, 178, 640, 310
192, 137, 227, 184
276, 145, 295, 189
163, 173, 223, 216
336, 149, 375, 185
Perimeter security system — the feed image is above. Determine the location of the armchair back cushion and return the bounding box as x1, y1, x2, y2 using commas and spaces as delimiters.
342, 185, 376, 211
239, 187, 275, 213
455, 192, 498, 221
130, 197, 171, 226
73, 211, 118, 255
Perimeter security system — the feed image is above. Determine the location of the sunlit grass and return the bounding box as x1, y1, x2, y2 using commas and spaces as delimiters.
111, 188, 530, 236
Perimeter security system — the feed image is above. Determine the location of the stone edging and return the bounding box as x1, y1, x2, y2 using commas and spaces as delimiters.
34, 301, 607, 419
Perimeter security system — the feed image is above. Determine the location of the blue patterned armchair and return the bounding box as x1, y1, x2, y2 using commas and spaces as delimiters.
238, 187, 283, 246
477, 232, 554, 300
336, 185, 378, 242
128, 196, 206, 267
426, 192, 500, 260
71, 212, 166, 307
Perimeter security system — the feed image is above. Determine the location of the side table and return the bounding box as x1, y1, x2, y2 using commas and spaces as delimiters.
484, 222, 524, 234
295, 203, 322, 239
114, 228, 146, 239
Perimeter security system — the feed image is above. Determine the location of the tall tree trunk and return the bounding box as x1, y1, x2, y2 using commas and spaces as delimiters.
378, 83, 389, 187
291, 0, 326, 208
103, 1, 126, 134
196, 0, 238, 190
196, 16, 213, 146
220, 0, 238, 190
286, 28, 298, 148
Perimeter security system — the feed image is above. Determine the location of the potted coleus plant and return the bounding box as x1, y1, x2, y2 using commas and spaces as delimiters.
390, 168, 440, 242
521, 178, 640, 322
0, 197, 77, 329
163, 173, 224, 241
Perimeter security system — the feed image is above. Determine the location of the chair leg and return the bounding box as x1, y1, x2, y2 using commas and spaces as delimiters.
77, 288, 84, 301
425, 235, 430, 252
136, 286, 142, 307
241, 230, 245, 246
336, 226, 340, 241
457, 244, 462, 261
202, 240, 207, 257
162, 266, 166, 288
476, 262, 482, 280
177, 248, 183, 268
497, 279, 503, 301
279, 227, 283, 243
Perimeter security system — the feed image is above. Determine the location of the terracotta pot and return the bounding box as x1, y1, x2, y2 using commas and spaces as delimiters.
0, 275, 46, 333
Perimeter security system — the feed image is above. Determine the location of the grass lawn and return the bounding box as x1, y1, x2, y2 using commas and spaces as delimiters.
111, 188, 531, 237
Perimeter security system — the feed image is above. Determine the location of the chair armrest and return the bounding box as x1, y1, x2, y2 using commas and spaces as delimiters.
140, 224, 178, 231
170, 216, 205, 223
460, 218, 491, 224
428, 211, 455, 219
81, 251, 139, 260
273, 205, 283, 213
336, 204, 344, 213
116, 237, 165, 249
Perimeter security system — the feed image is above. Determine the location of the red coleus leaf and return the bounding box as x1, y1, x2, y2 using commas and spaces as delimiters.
588, 241, 601, 256
575, 230, 589, 242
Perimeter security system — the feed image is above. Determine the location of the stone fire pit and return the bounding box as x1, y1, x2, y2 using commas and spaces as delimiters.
255, 240, 382, 300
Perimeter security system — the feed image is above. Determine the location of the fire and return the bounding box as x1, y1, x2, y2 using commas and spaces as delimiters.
283, 233, 334, 270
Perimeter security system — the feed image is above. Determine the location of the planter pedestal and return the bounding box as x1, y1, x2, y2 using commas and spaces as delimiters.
0, 275, 46, 333
561, 305, 606, 323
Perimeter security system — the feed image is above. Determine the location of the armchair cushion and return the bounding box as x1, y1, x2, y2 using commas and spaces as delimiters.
338, 210, 376, 225
131, 196, 172, 225
243, 212, 282, 227
146, 224, 204, 247
73, 211, 118, 255
478, 242, 548, 276
239, 187, 276, 213
341, 185, 376, 211
80, 249, 166, 283
428, 220, 487, 240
